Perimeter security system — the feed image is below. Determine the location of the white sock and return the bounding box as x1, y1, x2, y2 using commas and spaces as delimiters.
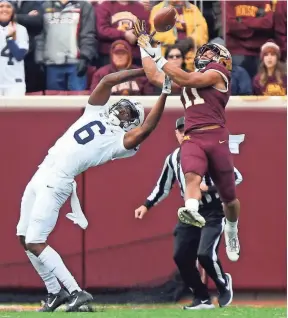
225, 219, 238, 231
185, 198, 199, 212
38, 246, 81, 294
26, 250, 61, 295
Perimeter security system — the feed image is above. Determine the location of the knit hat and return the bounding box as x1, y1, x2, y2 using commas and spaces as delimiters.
260, 39, 280, 60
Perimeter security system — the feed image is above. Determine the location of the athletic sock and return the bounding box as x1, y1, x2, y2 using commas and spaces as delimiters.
38, 245, 81, 294
225, 219, 238, 232
26, 250, 61, 294
185, 198, 199, 211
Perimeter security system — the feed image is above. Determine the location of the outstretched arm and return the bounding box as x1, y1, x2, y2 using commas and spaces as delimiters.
88, 68, 145, 106
123, 76, 171, 150
135, 29, 222, 89
142, 57, 180, 92
162, 61, 221, 88
142, 56, 164, 88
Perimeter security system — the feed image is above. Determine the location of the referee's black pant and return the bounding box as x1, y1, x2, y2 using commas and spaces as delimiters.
173, 216, 227, 300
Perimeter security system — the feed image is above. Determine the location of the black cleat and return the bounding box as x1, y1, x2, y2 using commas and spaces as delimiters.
38, 289, 69, 312
66, 290, 93, 312
218, 273, 233, 307
183, 298, 215, 310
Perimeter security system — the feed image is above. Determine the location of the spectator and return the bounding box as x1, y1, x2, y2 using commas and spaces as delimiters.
231, 63, 253, 96
176, 37, 195, 72
253, 40, 287, 96
11, 0, 44, 93
165, 45, 185, 70
225, 1, 274, 79
0, 0, 29, 96
90, 40, 154, 95
36, 0, 97, 91
274, 0, 287, 61
149, 0, 208, 55
96, 0, 149, 67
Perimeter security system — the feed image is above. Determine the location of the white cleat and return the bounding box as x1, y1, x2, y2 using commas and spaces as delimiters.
224, 228, 240, 261
183, 298, 215, 310
178, 207, 206, 228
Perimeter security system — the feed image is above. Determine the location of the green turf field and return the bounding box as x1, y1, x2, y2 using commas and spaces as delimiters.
0, 306, 286, 318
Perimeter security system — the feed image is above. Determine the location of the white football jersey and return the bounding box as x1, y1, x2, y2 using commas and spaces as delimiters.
39, 104, 139, 178
0, 23, 29, 87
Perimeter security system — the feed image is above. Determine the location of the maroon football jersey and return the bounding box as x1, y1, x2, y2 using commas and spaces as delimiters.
180, 62, 231, 132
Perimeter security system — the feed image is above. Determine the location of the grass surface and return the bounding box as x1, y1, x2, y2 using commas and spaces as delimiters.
0, 305, 286, 318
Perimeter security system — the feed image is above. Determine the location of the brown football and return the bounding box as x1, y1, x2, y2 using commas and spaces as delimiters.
153, 6, 177, 33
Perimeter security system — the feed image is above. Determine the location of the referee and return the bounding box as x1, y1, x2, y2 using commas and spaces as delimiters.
135, 117, 243, 310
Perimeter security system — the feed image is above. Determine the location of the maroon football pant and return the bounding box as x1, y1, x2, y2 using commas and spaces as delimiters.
181, 127, 236, 203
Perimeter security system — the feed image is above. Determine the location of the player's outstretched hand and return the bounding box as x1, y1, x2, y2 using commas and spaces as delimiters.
162, 75, 172, 95
135, 205, 148, 219
134, 18, 156, 41
133, 19, 146, 38
138, 34, 162, 61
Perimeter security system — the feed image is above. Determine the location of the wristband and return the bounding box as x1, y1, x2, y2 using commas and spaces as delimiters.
156, 57, 168, 70
144, 200, 154, 210
140, 47, 150, 59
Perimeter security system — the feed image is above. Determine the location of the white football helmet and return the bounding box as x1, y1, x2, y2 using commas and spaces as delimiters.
108, 98, 144, 132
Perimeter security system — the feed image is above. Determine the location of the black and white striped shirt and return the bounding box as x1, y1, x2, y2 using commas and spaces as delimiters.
144, 148, 243, 215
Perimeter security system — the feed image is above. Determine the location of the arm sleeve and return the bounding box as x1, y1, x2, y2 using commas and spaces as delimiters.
79, 2, 97, 61
144, 155, 176, 209
7, 26, 29, 61
240, 11, 274, 30
15, 13, 43, 33
96, 3, 125, 40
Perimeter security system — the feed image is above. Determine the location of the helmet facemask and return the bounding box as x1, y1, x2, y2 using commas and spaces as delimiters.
194, 43, 232, 71
108, 99, 141, 132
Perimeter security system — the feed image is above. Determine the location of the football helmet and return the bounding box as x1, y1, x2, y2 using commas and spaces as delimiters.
194, 43, 232, 71
108, 98, 144, 132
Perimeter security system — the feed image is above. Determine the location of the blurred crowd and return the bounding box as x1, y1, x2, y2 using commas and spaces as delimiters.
0, 0, 286, 96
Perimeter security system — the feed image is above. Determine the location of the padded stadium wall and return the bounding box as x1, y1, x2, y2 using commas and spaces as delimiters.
0, 96, 286, 301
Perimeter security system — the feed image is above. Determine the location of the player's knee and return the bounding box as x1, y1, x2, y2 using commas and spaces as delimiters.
25, 242, 42, 256
224, 198, 240, 209
19, 235, 27, 250
185, 172, 202, 186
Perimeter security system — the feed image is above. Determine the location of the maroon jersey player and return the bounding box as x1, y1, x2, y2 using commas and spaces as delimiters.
134, 23, 240, 262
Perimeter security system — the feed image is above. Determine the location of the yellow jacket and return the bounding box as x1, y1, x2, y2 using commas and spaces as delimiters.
149, 1, 209, 55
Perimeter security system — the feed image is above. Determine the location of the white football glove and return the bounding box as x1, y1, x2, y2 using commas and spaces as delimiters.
138, 34, 162, 62
162, 75, 172, 95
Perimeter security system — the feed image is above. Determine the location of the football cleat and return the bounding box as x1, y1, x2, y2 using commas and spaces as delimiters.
178, 207, 206, 227
38, 288, 69, 312
224, 228, 240, 261
66, 290, 93, 312
218, 273, 233, 307
183, 298, 215, 310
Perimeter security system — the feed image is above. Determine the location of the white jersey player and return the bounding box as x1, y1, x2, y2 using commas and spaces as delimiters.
16, 67, 172, 312
0, 0, 29, 96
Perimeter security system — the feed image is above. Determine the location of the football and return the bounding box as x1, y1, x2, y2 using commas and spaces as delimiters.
153, 6, 177, 33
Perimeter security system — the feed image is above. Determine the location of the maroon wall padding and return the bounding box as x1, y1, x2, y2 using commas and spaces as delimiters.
0, 107, 286, 290
0, 109, 84, 287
